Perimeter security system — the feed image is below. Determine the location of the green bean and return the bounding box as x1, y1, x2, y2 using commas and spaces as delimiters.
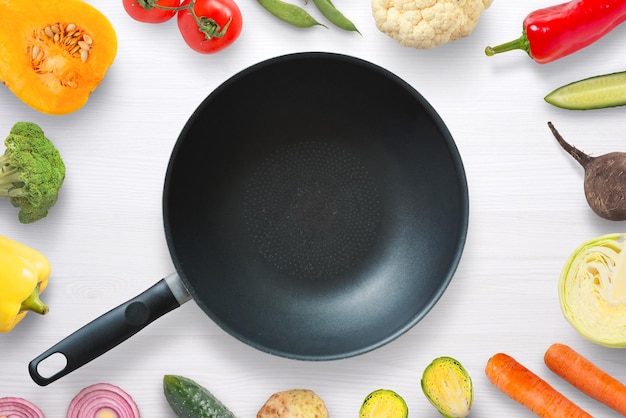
312, 0, 359, 33
257, 0, 328, 28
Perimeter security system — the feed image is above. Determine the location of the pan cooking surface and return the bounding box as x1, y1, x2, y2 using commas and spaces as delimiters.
244, 141, 381, 280
163, 52, 469, 360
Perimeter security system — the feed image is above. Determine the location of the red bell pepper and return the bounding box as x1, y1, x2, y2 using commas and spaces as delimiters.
485, 0, 626, 64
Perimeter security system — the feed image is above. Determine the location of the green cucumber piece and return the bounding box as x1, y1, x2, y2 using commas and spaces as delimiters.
545, 71, 626, 110
163, 375, 236, 418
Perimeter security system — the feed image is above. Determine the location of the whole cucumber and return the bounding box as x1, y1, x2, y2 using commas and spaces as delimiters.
163, 375, 237, 418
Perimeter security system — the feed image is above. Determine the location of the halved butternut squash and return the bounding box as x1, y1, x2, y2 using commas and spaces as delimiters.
0, 0, 118, 115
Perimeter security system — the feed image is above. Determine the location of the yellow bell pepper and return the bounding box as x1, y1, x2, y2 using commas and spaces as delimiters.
0, 234, 50, 332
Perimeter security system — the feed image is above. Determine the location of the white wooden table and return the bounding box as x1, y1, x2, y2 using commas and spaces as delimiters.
2, 1, 626, 416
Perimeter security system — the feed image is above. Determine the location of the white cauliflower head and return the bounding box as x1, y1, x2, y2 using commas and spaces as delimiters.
372, 0, 493, 49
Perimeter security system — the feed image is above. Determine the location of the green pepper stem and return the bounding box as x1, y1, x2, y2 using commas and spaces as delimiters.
485, 33, 530, 57
20, 283, 49, 315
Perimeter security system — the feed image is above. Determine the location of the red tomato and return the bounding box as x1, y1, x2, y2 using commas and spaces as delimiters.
123, 0, 181, 23
177, 0, 243, 54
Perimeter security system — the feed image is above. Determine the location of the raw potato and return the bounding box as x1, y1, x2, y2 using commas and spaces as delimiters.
257, 389, 329, 418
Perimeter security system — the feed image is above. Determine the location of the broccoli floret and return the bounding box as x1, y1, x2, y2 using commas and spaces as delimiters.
0, 122, 66, 223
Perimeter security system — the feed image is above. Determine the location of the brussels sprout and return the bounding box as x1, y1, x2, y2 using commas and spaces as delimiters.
359, 389, 408, 418
421, 357, 473, 418
560, 233, 626, 347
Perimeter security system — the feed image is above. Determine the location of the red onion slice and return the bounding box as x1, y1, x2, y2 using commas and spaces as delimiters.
0, 397, 45, 418
66, 383, 140, 418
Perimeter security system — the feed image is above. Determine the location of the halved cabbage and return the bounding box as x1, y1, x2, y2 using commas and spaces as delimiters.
560, 233, 626, 347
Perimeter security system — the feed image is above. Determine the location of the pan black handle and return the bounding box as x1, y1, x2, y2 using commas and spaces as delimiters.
28, 274, 191, 386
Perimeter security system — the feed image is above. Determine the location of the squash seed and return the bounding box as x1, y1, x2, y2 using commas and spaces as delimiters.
30, 22, 92, 70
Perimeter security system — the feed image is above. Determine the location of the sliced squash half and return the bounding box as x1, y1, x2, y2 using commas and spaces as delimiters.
0, 0, 118, 115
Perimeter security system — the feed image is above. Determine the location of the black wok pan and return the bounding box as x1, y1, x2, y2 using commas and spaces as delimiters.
29, 52, 469, 386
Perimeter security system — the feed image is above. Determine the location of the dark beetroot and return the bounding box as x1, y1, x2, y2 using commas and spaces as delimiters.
549, 121, 626, 221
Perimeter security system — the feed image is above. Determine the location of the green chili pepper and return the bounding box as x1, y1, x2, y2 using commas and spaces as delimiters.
257, 0, 327, 28
311, 0, 359, 33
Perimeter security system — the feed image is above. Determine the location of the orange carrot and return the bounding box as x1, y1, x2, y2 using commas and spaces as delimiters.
545, 343, 626, 415
485, 352, 592, 418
